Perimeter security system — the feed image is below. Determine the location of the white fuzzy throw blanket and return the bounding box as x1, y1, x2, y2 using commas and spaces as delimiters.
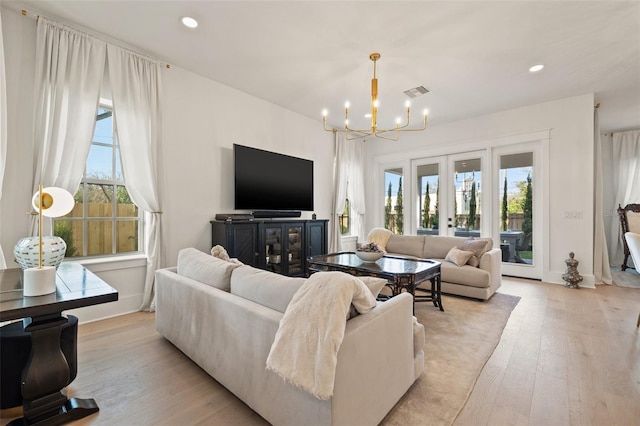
266, 271, 377, 400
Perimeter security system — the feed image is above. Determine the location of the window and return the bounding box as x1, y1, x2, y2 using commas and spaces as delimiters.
54, 102, 142, 257
339, 198, 351, 235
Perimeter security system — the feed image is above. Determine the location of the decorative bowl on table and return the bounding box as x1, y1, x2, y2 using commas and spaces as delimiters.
355, 242, 385, 262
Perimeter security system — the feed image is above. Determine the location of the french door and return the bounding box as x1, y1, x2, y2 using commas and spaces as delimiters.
409, 146, 542, 280
413, 151, 487, 237
491, 144, 542, 279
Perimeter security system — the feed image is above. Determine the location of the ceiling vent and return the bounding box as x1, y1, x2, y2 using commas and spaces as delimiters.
404, 85, 430, 98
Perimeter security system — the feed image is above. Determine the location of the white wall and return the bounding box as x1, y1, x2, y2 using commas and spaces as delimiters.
0, 6, 334, 322
364, 94, 595, 286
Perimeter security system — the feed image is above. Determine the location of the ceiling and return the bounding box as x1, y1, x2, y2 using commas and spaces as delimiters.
7, 1, 640, 132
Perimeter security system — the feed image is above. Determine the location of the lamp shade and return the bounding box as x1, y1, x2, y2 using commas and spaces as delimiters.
32, 187, 74, 217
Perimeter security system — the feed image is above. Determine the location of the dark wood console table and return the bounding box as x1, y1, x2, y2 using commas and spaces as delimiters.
0, 263, 118, 425
307, 252, 443, 312
211, 218, 328, 276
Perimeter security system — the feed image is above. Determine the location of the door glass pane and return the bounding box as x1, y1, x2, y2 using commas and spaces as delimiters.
287, 226, 303, 275
417, 163, 439, 235
453, 159, 481, 235
265, 227, 283, 274
384, 168, 404, 235
499, 153, 533, 264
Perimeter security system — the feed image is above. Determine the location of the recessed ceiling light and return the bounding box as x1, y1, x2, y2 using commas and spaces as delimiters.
529, 64, 544, 73
181, 16, 198, 29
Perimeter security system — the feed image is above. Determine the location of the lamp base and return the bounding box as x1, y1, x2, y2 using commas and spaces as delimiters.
23, 267, 57, 296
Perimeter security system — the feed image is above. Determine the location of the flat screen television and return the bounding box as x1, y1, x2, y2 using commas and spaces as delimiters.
234, 144, 314, 212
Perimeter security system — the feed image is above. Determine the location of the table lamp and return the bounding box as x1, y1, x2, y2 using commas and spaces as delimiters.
17, 185, 74, 296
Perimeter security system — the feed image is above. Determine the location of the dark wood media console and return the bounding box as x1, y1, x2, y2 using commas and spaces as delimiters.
210, 219, 328, 277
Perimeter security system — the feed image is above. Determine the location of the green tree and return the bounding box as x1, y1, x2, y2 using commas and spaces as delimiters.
395, 177, 404, 235
422, 182, 430, 228
507, 181, 527, 214
384, 181, 392, 230
53, 221, 77, 257
522, 173, 533, 237
433, 180, 439, 228
454, 191, 458, 227
468, 181, 477, 230
116, 185, 133, 204
501, 175, 508, 231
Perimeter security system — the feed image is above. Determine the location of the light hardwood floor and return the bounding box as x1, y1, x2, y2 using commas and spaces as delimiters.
456, 278, 640, 426
2, 277, 639, 426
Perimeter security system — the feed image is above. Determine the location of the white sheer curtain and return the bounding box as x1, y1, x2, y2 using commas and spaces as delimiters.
0, 12, 7, 268
330, 134, 366, 252
607, 129, 640, 265
31, 17, 106, 235
593, 107, 612, 284
107, 45, 163, 312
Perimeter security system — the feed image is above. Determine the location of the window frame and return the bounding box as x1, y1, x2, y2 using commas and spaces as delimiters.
54, 99, 143, 259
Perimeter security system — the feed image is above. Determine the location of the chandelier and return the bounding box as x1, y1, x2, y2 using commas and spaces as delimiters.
322, 52, 428, 141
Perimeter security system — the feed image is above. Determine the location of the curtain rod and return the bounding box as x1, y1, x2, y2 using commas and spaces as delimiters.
21, 9, 171, 69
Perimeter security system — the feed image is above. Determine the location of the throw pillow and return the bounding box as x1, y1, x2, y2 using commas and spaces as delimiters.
348, 276, 387, 319
367, 227, 393, 252
460, 238, 490, 267
445, 247, 474, 267
357, 276, 388, 298
211, 244, 243, 265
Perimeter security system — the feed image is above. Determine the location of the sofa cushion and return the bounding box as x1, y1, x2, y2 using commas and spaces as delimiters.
386, 235, 425, 259
445, 247, 474, 267
177, 247, 241, 291
437, 261, 491, 288
422, 236, 467, 259
459, 238, 490, 267
230, 265, 306, 313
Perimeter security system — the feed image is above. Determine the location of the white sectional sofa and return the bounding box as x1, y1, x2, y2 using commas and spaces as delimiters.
155, 248, 425, 426
369, 229, 502, 300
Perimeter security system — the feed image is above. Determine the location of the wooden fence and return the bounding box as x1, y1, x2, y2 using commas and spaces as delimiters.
56, 204, 138, 256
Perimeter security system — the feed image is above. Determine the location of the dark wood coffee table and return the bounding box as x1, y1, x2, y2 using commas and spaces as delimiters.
0, 262, 118, 425
307, 252, 443, 312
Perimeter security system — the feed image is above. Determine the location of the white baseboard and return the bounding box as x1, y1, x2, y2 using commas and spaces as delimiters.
66, 293, 143, 324
546, 271, 596, 289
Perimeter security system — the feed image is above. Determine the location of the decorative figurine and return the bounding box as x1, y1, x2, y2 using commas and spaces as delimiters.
562, 252, 583, 289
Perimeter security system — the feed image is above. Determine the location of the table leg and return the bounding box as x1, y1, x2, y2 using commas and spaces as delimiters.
430, 275, 444, 312
7, 315, 99, 426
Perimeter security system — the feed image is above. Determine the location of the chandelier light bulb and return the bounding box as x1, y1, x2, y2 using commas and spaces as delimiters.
345, 119, 349, 125
322, 109, 328, 117
405, 100, 411, 108
396, 117, 402, 124
423, 109, 429, 116
344, 101, 350, 109
180, 16, 198, 28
